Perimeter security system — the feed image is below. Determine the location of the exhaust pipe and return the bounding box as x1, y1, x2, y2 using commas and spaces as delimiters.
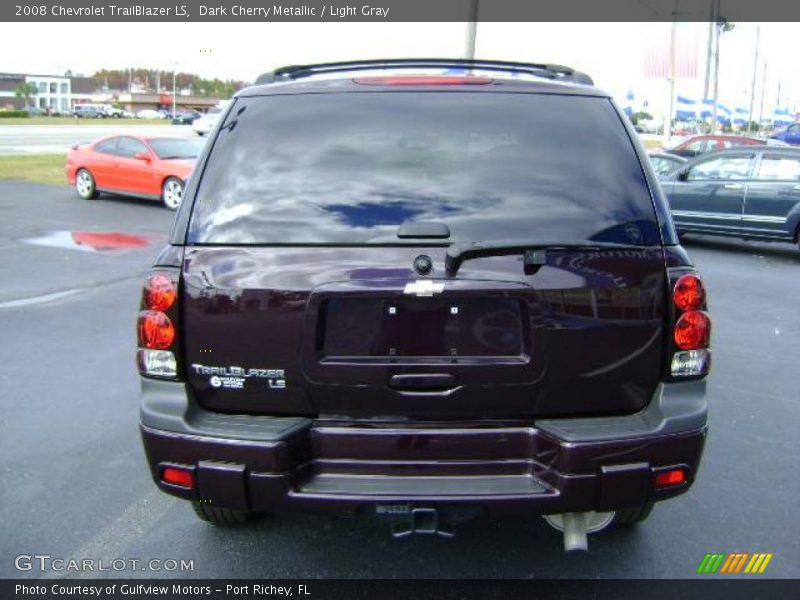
543, 511, 615, 552
561, 513, 588, 552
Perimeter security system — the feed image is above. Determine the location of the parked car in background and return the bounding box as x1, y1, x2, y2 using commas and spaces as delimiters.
138, 59, 711, 550
172, 110, 202, 125
648, 152, 686, 176
66, 135, 204, 210
770, 123, 800, 145
665, 134, 766, 158
136, 109, 167, 119
191, 102, 228, 136
74, 104, 108, 118
661, 147, 800, 248
100, 104, 125, 118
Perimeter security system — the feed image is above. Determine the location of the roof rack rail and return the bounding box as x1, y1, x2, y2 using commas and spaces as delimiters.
255, 58, 594, 86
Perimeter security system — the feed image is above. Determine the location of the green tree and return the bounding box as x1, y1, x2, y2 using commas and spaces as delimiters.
14, 82, 37, 108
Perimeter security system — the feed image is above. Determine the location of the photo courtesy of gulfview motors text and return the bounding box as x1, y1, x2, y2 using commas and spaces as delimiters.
14, 584, 309, 597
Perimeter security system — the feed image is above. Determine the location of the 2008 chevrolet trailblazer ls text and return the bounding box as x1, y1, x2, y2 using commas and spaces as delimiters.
136, 59, 711, 551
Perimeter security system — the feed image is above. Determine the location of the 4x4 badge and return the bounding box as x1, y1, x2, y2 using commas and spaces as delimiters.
403, 280, 445, 297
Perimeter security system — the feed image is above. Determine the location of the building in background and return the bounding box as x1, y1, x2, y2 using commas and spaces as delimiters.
0, 72, 102, 112
0, 71, 225, 114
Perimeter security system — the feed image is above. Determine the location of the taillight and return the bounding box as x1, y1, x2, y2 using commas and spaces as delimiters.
144, 273, 177, 311
674, 311, 711, 350
137, 270, 179, 379
353, 75, 493, 86
669, 270, 711, 378
673, 274, 704, 311
138, 311, 175, 349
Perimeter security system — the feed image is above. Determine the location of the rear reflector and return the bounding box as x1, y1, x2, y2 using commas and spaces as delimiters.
138, 311, 175, 350
161, 466, 194, 488
137, 348, 177, 378
670, 349, 710, 377
654, 469, 686, 488
673, 311, 711, 350
353, 75, 493, 86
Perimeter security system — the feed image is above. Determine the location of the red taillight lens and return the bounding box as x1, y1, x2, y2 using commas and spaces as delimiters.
161, 466, 194, 488
145, 273, 177, 311
138, 310, 175, 350
673, 274, 705, 311
674, 311, 711, 350
654, 469, 686, 488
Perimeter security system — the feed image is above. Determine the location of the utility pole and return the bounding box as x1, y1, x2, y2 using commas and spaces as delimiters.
665, 14, 678, 145
702, 0, 716, 99
747, 25, 760, 133
172, 65, 177, 119
711, 2, 722, 134
464, 0, 478, 60
757, 62, 767, 128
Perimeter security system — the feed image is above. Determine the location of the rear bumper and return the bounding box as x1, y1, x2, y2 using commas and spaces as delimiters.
140, 379, 707, 516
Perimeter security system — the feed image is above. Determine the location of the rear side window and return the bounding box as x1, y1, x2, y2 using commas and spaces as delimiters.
94, 138, 118, 154
686, 155, 754, 181
756, 155, 800, 180
188, 92, 660, 245
116, 137, 148, 158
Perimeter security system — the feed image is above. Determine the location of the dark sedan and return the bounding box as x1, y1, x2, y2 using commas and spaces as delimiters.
661, 147, 800, 248
171, 110, 202, 125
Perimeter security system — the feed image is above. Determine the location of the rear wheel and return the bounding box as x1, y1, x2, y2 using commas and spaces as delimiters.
161, 177, 184, 211
75, 169, 97, 200
191, 502, 254, 525
612, 502, 654, 527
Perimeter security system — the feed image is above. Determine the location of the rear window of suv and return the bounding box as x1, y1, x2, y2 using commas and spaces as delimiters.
187, 92, 660, 246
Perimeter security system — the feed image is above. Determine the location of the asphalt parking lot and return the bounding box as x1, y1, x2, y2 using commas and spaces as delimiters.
0, 124, 191, 156
0, 181, 798, 579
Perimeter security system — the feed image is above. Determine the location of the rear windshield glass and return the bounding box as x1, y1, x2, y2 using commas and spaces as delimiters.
188, 92, 659, 245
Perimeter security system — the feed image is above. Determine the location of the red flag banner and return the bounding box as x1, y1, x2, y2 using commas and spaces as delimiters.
645, 26, 700, 79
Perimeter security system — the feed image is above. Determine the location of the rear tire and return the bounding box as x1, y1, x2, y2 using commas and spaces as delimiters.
75, 169, 97, 200
161, 177, 184, 211
612, 502, 654, 527
191, 502, 253, 525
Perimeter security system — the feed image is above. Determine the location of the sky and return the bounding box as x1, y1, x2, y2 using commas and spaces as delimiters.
0, 21, 796, 116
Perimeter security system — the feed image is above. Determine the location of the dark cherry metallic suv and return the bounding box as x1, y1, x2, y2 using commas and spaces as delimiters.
137, 59, 711, 551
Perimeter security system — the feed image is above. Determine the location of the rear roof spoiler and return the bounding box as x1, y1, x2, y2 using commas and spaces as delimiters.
255, 58, 594, 86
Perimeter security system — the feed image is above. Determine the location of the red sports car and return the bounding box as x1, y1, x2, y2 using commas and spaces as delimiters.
66, 135, 203, 210
664, 134, 766, 158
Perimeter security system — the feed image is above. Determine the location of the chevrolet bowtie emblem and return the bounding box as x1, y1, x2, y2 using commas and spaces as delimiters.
403, 279, 445, 297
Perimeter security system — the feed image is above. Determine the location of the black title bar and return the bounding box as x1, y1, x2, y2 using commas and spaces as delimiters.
4, 0, 800, 22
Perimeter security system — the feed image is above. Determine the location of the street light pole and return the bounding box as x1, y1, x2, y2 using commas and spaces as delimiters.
464, 0, 478, 60
665, 17, 678, 145
172, 67, 177, 120
747, 25, 760, 133
711, 14, 722, 134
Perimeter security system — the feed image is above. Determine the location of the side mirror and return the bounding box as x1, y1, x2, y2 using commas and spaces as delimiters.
134, 151, 151, 162
677, 170, 689, 181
